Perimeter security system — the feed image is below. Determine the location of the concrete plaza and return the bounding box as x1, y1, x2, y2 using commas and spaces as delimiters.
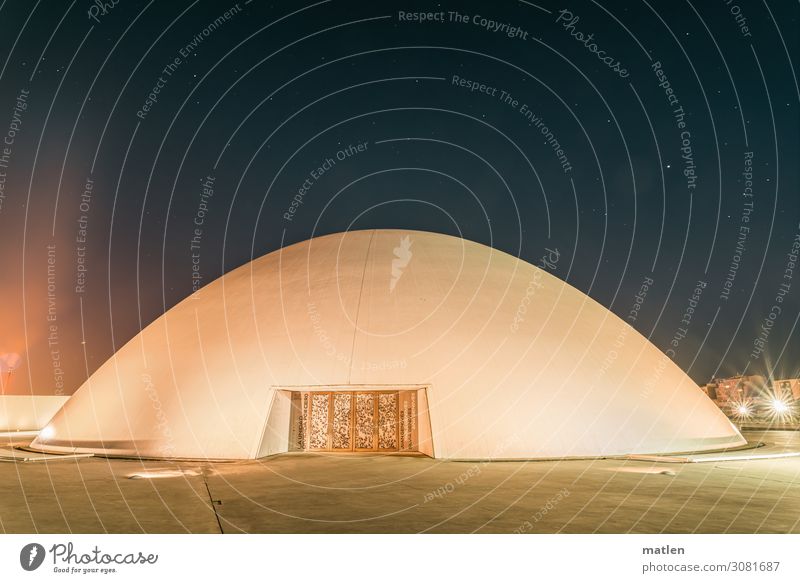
1, 430, 798, 534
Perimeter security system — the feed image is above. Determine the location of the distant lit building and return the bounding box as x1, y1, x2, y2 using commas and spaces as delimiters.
702, 381, 717, 400
773, 379, 800, 401
705, 375, 798, 421
706, 375, 767, 405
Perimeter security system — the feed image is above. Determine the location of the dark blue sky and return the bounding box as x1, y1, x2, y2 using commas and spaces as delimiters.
0, 0, 797, 394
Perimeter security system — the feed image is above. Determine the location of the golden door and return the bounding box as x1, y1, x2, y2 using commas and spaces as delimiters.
291, 390, 417, 452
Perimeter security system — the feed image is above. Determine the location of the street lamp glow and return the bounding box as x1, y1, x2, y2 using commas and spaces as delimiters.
730, 400, 752, 419
771, 399, 790, 414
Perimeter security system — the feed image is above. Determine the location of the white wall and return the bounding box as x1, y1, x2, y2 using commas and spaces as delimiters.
257, 390, 292, 457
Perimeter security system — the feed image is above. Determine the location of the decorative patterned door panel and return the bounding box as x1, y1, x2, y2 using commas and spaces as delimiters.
398, 390, 418, 451
354, 393, 375, 450
377, 393, 398, 450
289, 389, 417, 452
331, 393, 353, 450
309, 393, 330, 450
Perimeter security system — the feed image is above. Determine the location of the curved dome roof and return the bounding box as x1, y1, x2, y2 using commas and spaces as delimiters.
32, 229, 743, 459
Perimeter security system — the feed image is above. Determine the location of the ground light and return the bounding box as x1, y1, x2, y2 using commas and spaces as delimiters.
730, 400, 753, 420
771, 399, 790, 414
764, 396, 795, 423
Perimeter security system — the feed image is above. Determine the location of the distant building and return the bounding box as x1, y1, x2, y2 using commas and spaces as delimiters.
704, 375, 799, 421
707, 375, 767, 406
702, 381, 718, 401
773, 379, 800, 401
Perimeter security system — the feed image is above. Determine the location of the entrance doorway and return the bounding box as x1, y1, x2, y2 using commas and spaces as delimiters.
289, 390, 420, 452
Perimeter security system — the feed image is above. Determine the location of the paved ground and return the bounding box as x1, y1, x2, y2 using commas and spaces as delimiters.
1, 430, 799, 534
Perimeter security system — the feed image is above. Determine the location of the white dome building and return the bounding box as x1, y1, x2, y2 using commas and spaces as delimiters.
31, 229, 743, 460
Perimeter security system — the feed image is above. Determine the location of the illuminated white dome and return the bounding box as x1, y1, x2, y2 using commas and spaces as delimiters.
32, 229, 743, 459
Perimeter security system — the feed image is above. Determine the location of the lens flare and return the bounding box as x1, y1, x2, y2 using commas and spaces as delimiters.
771, 399, 789, 414
764, 396, 795, 423
730, 399, 753, 420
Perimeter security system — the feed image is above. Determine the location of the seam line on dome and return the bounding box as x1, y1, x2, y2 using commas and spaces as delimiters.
347, 229, 376, 384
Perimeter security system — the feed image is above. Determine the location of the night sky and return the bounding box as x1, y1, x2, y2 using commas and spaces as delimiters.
0, 0, 797, 395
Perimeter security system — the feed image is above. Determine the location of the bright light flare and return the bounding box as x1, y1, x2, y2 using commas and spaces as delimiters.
771, 399, 790, 414
764, 395, 795, 422
730, 400, 753, 420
